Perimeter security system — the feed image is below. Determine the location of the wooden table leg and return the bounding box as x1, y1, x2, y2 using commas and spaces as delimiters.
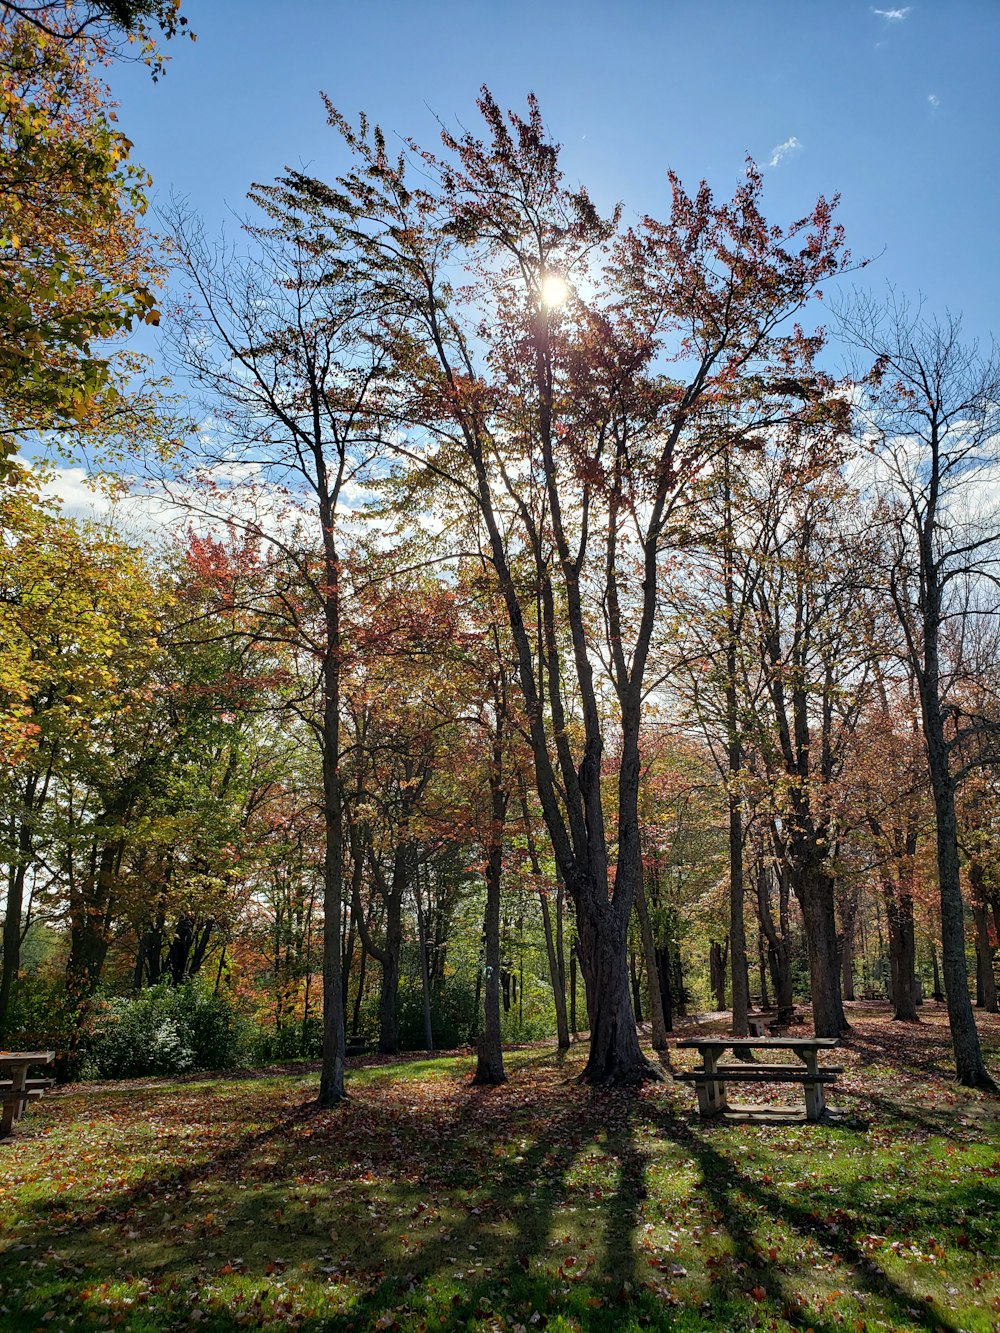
797, 1050, 825, 1121
803, 1079, 825, 1120
704, 1050, 727, 1116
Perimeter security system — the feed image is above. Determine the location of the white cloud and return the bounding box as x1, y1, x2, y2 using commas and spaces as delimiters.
873, 6, 911, 19
928, 93, 940, 110
767, 136, 802, 168
36, 467, 113, 521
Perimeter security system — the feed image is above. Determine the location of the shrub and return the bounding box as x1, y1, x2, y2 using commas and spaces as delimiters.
1, 972, 78, 1053
237, 1014, 323, 1065
86, 982, 239, 1079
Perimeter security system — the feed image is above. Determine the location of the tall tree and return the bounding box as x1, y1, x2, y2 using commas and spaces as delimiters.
0, 7, 177, 478
166, 204, 392, 1106
269, 91, 850, 1082
844, 296, 1000, 1088
0, 482, 161, 1033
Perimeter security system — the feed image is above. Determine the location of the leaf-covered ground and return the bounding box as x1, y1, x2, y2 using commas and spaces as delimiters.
1, 1003, 998, 1332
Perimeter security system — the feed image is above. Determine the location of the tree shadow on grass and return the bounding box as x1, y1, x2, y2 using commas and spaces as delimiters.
637, 1095, 969, 1333
0, 1074, 663, 1331
1, 1066, 991, 1332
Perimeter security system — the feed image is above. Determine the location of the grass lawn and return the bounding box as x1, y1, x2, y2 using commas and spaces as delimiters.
1, 1003, 998, 1332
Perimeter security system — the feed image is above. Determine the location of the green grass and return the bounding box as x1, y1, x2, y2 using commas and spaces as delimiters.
0, 1005, 998, 1331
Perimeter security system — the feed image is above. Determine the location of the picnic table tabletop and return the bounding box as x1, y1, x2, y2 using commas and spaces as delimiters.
0, 1052, 55, 1139
0, 1052, 55, 1089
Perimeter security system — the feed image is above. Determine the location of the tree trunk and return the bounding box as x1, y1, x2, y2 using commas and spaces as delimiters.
317, 547, 346, 1107
931, 940, 944, 1001
634, 876, 667, 1049
655, 946, 673, 1031
972, 901, 998, 1013
0, 860, 27, 1035
0, 770, 42, 1035
574, 894, 653, 1084
757, 863, 794, 1025
540, 890, 570, 1049
378, 890, 403, 1054
885, 883, 919, 1021
757, 928, 770, 1010
413, 859, 435, 1053
709, 939, 728, 1011
970, 862, 998, 1013
840, 885, 859, 1003
569, 944, 578, 1036
924, 704, 993, 1085
475, 761, 506, 1084
795, 865, 847, 1036
726, 727, 749, 1037
524, 780, 570, 1050
67, 837, 120, 1000
629, 949, 643, 1023
351, 938, 367, 1036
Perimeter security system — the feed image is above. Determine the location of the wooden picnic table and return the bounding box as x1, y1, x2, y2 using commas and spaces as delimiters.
674, 1036, 841, 1123
0, 1050, 55, 1138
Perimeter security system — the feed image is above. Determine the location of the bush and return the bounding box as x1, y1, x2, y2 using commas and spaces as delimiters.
395, 975, 479, 1051
1, 972, 79, 1053
86, 982, 240, 1079
237, 1014, 323, 1066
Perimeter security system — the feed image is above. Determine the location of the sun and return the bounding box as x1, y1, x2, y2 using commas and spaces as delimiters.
540, 272, 569, 308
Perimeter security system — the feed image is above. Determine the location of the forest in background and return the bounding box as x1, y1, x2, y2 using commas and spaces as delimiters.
2, 1, 999, 1095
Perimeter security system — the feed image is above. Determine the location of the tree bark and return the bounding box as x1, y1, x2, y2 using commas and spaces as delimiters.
885, 880, 919, 1021
795, 865, 846, 1037
569, 943, 578, 1036
931, 940, 944, 1001
0, 860, 28, 1035
539, 890, 570, 1049
378, 889, 403, 1054
317, 531, 346, 1107
840, 885, 859, 1003
757, 862, 794, 1025
575, 893, 651, 1084
709, 939, 728, 1011
475, 748, 507, 1084
972, 903, 997, 1011
522, 786, 570, 1051
414, 863, 435, 1054
634, 875, 667, 1049
0, 768, 44, 1035
923, 686, 994, 1084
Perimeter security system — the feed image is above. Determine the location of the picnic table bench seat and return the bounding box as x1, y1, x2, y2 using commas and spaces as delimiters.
0, 1077, 54, 1092
710, 1063, 843, 1077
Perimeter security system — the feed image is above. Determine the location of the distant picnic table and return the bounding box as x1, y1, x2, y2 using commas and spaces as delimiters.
0, 1051, 54, 1138
675, 1036, 842, 1123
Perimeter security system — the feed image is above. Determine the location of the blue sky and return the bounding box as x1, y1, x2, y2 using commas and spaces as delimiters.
108, 0, 999, 359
